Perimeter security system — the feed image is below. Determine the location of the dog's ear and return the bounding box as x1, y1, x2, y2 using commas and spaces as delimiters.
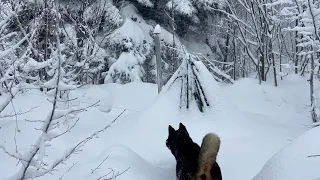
179, 122, 186, 131
168, 125, 175, 135
178, 123, 189, 135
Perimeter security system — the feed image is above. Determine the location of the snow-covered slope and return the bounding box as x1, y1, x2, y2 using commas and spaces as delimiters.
252, 125, 320, 180
0, 74, 311, 180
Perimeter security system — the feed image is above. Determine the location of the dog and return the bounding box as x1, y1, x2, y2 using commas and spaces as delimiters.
166, 123, 222, 180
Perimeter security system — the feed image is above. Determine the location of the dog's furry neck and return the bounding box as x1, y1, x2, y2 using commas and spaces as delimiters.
174, 136, 199, 160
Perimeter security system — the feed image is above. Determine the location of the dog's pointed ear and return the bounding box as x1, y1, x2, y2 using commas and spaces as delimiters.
168, 125, 175, 134
178, 122, 189, 135
179, 122, 186, 130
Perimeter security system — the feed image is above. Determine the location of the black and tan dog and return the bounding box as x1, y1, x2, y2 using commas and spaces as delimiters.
166, 123, 222, 180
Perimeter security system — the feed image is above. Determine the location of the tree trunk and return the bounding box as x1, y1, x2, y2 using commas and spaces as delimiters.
295, 20, 299, 74
222, 32, 230, 81
259, 50, 265, 81
271, 50, 277, 87
310, 53, 317, 122
279, 33, 283, 80
307, 0, 319, 122
233, 28, 236, 80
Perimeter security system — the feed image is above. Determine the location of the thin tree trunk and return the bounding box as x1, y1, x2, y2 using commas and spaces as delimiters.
307, 0, 318, 122
233, 27, 236, 80
271, 50, 277, 87
222, 32, 230, 81
171, 0, 177, 72
278, 31, 283, 80
310, 53, 316, 122
259, 49, 265, 81
295, 20, 299, 74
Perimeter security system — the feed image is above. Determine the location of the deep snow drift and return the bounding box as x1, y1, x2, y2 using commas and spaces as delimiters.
0, 74, 314, 180
253, 124, 320, 180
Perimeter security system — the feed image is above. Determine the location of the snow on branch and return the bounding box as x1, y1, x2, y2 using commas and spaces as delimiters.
0, 7, 104, 179
0, 142, 28, 162
136, 0, 153, 7
0, 105, 38, 118
0, 85, 20, 113
1, 105, 124, 180
0, 73, 34, 115
31, 109, 125, 179
194, 53, 235, 84
0, 92, 99, 180
0, 33, 30, 58
166, 0, 196, 16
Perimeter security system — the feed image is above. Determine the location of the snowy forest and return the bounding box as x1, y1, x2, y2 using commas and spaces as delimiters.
1, 0, 320, 179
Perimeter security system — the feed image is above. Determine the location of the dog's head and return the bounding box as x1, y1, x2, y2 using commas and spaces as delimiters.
166, 122, 190, 152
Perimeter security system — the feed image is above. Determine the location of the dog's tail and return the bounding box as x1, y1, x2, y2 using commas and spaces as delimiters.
196, 133, 221, 180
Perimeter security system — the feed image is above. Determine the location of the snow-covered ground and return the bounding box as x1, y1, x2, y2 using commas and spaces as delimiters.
0, 74, 315, 180
253, 124, 320, 180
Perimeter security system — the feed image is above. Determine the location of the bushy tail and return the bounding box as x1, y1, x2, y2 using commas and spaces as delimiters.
196, 133, 221, 180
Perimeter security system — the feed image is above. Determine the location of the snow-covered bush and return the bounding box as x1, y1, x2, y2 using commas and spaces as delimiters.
104, 4, 154, 83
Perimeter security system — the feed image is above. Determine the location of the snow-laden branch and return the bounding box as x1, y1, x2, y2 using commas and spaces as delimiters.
12, 108, 124, 180
0, 33, 30, 58
0, 143, 27, 162
193, 53, 235, 84
0, 99, 100, 180
0, 84, 20, 113
0, 32, 18, 41
0, 106, 38, 118
219, 1, 259, 68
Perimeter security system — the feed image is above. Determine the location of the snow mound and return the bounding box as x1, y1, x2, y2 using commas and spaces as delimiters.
62, 144, 164, 180
252, 126, 320, 180
68, 84, 114, 113
102, 82, 157, 111
128, 60, 250, 161
224, 75, 309, 127
69, 82, 157, 112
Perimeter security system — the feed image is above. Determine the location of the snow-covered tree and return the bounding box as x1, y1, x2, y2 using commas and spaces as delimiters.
0, 5, 100, 178
103, 4, 154, 83
60, 0, 122, 85
0, 0, 239, 91
0, 1, 41, 112
288, 0, 320, 122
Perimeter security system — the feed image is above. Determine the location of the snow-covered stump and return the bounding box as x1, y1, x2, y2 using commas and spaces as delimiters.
166, 54, 216, 112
